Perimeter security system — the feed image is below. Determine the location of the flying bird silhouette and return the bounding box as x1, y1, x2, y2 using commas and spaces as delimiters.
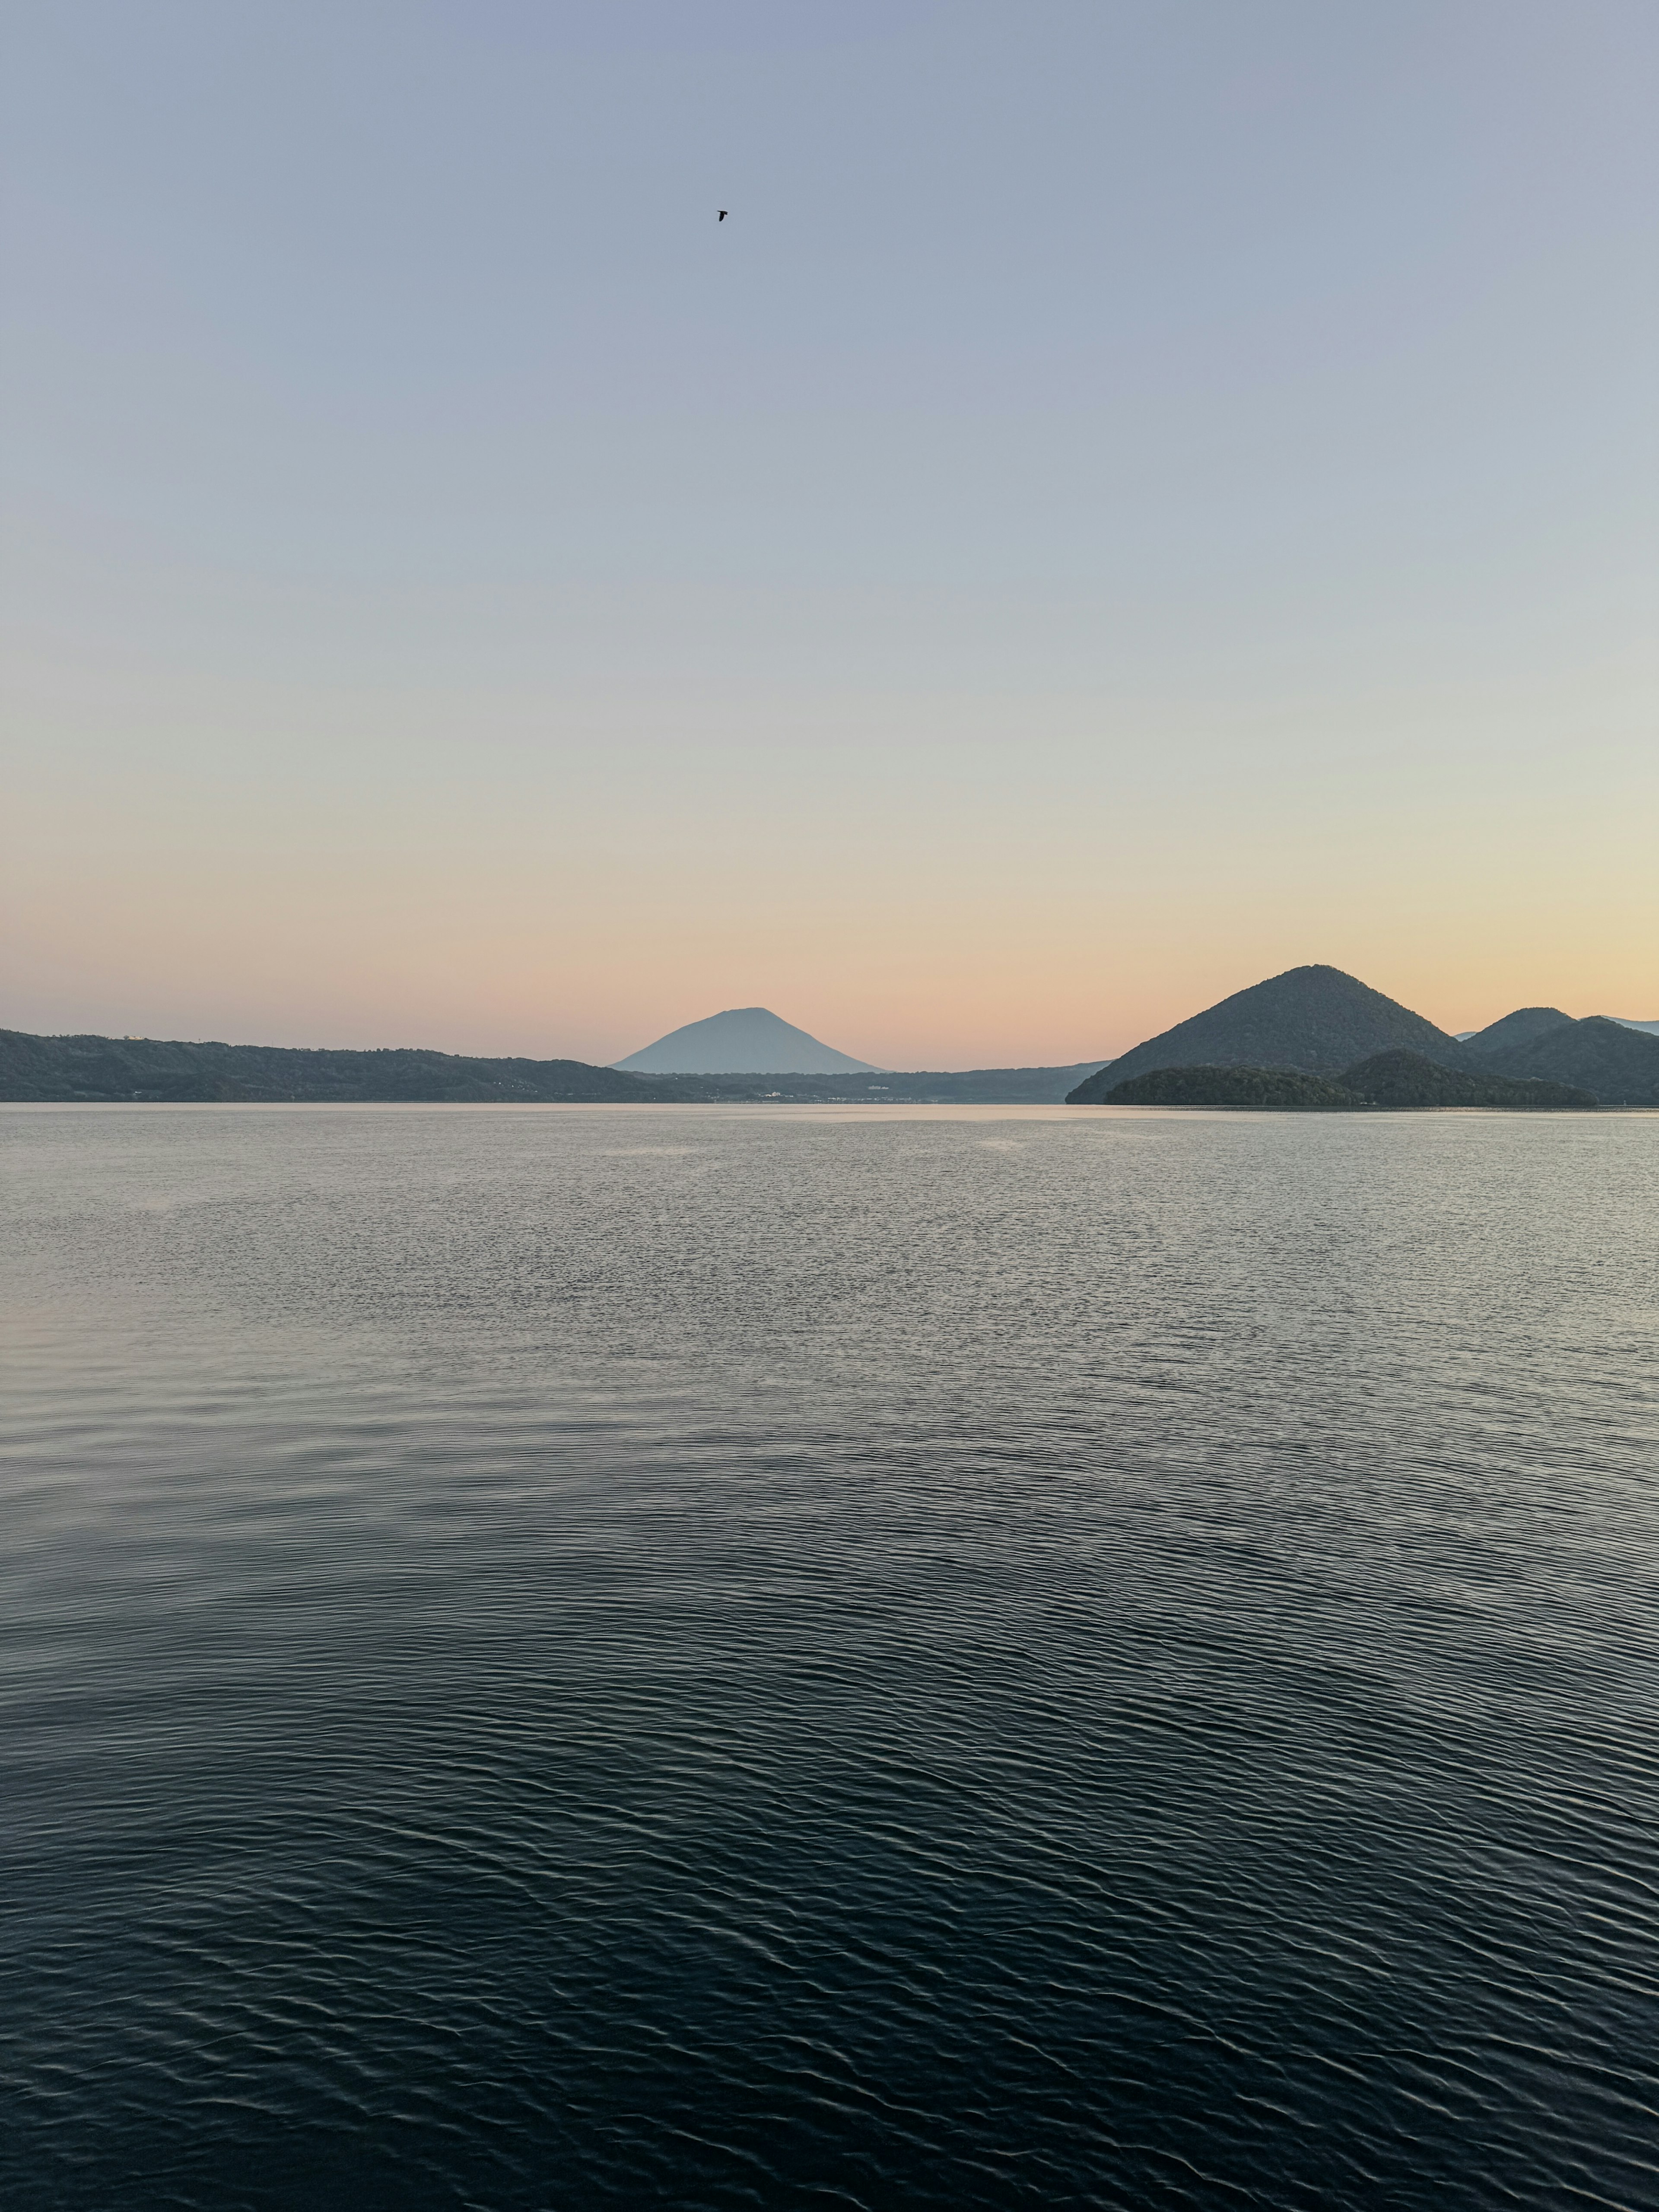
718, 210, 727, 221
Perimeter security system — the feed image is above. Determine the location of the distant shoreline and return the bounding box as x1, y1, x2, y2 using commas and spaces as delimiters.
0, 1028, 1113, 1107
5, 1097, 1649, 1119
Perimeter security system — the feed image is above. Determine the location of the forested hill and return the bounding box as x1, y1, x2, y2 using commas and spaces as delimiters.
1461, 1007, 1571, 1057
1101, 1065, 1365, 1110
1068, 965, 1468, 1103
1091, 1051, 1595, 1111
1480, 1017, 1659, 1107
0, 1030, 727, 1104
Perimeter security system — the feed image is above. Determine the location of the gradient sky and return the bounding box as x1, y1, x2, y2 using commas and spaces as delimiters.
4, 1, 1655, 1068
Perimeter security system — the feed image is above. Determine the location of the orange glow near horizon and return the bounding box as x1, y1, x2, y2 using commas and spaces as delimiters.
4, 8, 1655, 1066
6, 683, 1654, 1067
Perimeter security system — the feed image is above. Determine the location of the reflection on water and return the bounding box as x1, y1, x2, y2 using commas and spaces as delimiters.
3, 1104, 1656, 2211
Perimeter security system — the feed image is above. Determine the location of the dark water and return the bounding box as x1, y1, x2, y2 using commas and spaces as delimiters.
3, 1103, 1656, 2212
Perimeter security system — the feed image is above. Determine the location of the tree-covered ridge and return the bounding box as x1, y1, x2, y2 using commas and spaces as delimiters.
1461, 1007, 1571, 1057
1481, 1016, 1659, 1106
1101, 1065, 1366, 1109
1096, 1049, 1597, 1111
1338, 1051, 1594, 1109
0, 1030, 1114, 1106
0, 1030, 725, 1104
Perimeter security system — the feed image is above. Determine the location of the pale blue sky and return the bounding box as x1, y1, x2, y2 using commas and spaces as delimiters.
4, 2, 1654, 1063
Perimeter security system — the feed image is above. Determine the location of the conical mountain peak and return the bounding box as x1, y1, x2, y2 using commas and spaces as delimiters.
1068, 965, 1468, 1102
615, 1007, 880, 1075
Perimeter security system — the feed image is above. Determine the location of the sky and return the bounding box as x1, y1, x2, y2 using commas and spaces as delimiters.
3, 0, 1655, 1069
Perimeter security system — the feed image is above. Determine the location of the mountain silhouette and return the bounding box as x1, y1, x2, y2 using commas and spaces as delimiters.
1067, 965, 1468, 1103
1462, 1007, 1571, 1057
1479, 1016, 1659, 1106
615, 1007, 880, 1075
1338, 1049, 1593, 1109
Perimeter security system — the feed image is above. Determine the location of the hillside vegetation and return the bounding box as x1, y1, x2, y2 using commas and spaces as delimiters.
1102, 1065, 1365, 1109
1462, 1007, 1570, 1057
1339, 1051, 1594, 1109
1481, 1017, 1659, 1106
1096, 1049, 1597, 1111
0, 1031, 1114, 1107
0, 1031, 723, 1105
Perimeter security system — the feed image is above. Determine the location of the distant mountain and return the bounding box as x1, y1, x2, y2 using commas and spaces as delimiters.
1462, 1007, 1571, 1057
616, 1007, 879, 1075
1480, 1017, 1659, 1107
0, 1030, 734, 1105
1339, 1050, 1593, 1109
1615, 1018, 1659, 1037
1066, 965, 1468, 1103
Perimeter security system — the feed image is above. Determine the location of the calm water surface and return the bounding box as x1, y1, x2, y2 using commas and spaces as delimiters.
2, 1104, 1656, 2211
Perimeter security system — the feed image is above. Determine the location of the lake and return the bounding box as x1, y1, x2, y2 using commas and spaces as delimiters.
3, 1103, 1656, 2210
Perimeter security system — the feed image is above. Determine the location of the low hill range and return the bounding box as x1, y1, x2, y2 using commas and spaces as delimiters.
1102, 1051, 1594, 1112
8, 971, 1652, 1109
1101, 1064, 1370, 1111
0, 1028, 1110, 1106
1343, 1050, 1595, 1109
0, 1030, 730, 1106
1462, 1012, 1659, 1104
1459, 1006, 1574, 1058
1069, 967, 1659, 1108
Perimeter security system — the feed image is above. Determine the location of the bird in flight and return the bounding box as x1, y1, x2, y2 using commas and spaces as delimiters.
718, 210, 727, 221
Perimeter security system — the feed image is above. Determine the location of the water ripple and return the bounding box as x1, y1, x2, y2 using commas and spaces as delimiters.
1, 1105, 1656, 2209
